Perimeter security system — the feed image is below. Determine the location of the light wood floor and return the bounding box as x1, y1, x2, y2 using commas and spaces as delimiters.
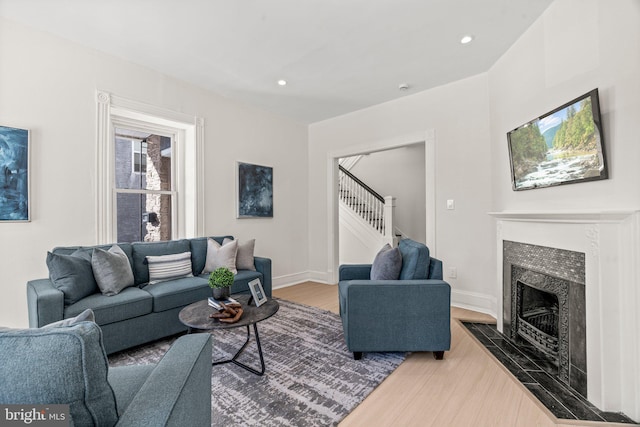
273, 282, 623, 427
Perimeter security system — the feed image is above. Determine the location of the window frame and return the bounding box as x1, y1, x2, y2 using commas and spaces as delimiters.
96, 91, 204, 244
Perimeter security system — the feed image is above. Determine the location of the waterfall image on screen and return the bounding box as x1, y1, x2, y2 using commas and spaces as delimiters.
507, 89, 607, 191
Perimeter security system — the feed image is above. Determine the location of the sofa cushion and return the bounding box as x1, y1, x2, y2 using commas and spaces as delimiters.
46, 251, 98, 305
189, 236, 232, 276
131, 239, 191, 285
147, 251, 194, 285
108, 364, 155, 416
142, 276, 210, 312
65, 287, 153, 325
398, 239, 431, 280
370, 243, 402, 280
0, 322, 118, 426
203, 238, 238, 274
92, 245, 136, 296
230, 270, 263, 294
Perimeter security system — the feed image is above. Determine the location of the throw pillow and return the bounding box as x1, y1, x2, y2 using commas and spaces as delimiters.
398, 238, 430, 280
46, 251, 99, 305
203, 238, 238, 274
92, 245, 135, 296
370, 243, 402, 280
223, 238, 256, 271
146, 251, 194, 285
43, 309, 95, 328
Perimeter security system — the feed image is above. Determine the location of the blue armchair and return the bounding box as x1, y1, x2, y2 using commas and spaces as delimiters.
0, 319, 212, 426
338, 239, 451, 360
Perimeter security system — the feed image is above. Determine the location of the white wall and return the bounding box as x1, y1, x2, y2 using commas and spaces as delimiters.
488, 0, 640, 419
309, 74, 495, 313
489, 0, 640, 211
349, 143, 426, 242
0, 18, 309, 328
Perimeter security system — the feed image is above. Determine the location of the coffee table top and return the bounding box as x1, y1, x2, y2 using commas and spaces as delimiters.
179, 294, 279, 331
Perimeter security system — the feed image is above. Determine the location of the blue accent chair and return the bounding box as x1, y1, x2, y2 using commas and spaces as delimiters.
338, 239, 451, 360
0, 320, 212, 426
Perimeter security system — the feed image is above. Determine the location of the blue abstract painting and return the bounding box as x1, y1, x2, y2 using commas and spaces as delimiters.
0, 126, 29, 221
237, 162, 273, 218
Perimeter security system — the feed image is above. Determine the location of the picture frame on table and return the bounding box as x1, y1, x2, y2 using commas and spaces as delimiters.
248, 278, 268, 307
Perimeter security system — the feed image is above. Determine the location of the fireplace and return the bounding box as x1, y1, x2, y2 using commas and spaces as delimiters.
517, 281, 559, 360
503, 241, 586, 398
491, 211, 640, 422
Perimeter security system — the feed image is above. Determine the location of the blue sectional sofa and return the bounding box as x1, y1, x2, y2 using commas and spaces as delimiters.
27, 236, 272, 354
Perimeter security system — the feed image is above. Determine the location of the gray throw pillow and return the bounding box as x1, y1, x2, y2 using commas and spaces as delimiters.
92, 245, 135, 296
46, 251, 99, 305
203, 238, 238, 274
43, 309, 95, 328
370, 243, 402, 280
223, 238, 256, 271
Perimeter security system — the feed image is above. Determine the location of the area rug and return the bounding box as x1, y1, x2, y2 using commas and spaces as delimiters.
109, 299, 406, 426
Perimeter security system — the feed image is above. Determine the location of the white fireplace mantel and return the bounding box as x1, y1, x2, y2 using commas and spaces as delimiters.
489, 210, 640, 421
488, 210, 637, 223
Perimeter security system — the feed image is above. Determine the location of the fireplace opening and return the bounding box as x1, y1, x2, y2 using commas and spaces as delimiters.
516, 281, 559, 364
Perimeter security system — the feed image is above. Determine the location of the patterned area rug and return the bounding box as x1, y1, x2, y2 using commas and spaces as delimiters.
109, 299, 406, 426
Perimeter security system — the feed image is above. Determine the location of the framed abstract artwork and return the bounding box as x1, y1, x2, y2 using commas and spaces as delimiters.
237, 162, 273, 218
0, 125, 30, 222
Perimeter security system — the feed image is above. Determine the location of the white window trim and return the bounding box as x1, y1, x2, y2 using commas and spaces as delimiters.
96, 91, 204, 244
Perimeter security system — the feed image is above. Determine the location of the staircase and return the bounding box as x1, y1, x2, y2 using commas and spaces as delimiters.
338, 165, 397, 248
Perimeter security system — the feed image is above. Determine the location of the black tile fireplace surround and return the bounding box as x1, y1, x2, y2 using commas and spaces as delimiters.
503, 240, 587, 398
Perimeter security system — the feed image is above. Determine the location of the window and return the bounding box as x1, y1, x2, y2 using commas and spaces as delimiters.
96, 91, 204, 244
132, 140, 148, 174
115, 128, 173, 242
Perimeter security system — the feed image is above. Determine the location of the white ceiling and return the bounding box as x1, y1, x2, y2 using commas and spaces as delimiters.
0, 0, 553, 123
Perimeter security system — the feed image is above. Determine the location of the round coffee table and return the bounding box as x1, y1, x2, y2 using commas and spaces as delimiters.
179, 294, 279, 376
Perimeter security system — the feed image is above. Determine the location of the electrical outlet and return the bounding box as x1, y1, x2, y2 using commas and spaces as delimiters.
448, 267, 457, 279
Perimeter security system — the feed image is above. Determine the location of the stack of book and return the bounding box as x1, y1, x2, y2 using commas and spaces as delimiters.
208, 296, 239, 310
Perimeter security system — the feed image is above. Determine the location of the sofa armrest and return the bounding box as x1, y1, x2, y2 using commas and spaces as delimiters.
254, 256, 272, 297
115, 333, 212, 427
26, 279, 64, 327
339, 264, 372, 281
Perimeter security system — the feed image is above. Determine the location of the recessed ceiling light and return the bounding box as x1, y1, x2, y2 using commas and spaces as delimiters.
460, 35, 474, 44
277, 79, 287, 86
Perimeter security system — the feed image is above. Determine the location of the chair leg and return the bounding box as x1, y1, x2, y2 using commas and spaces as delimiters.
353, 352, 362, 360
433, 351, 444, 360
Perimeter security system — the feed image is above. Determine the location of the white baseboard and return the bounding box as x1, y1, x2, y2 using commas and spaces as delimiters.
272, 271, 333, 289
451, 289, 497, 319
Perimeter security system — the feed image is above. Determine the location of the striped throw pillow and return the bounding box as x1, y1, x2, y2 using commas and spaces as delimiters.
146, 251, 193, 285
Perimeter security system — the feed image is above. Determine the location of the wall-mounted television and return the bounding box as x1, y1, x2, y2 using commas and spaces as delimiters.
507, 89, 607, 191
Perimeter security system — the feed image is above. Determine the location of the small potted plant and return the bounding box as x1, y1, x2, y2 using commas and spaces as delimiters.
208, 267, 234, 300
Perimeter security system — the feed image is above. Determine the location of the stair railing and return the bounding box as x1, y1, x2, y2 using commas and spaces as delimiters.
338, 165, 397, 248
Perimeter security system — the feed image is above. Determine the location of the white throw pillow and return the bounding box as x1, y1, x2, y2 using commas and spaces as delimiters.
146, 251, 194, 285
203, 238, 238, 274
223, 238, 256, 271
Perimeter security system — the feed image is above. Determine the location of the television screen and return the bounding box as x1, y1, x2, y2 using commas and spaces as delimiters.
507, 89, 607, 191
